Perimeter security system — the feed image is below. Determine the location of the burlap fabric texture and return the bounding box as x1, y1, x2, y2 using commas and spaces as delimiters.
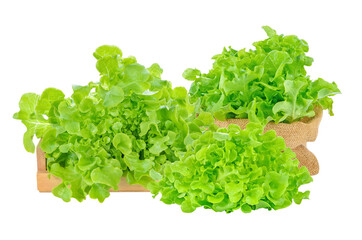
214, 108, 323, 175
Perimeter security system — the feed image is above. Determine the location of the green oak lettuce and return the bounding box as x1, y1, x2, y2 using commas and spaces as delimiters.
184, 26, 341, 123
14, 42, 314, 212
149, 120, 313, 213
14, 45, 196, 202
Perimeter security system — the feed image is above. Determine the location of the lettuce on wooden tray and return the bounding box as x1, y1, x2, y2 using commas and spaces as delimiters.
184, 26, 341, 123
14, 45, 196, 202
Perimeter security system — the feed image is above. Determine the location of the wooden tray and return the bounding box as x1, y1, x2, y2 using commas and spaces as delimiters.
36, 145, 149, 192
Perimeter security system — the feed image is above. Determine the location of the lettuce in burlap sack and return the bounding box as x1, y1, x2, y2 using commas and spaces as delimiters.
214, 108, 323, 175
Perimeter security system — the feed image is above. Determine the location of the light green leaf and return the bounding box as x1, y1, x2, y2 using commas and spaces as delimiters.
293, 191, 310, 204
149, 169, 162, 181
124, 63, 150, 83
78, 156, 98, 171
63, 120, 80, 134
112, 133, 132, 155
78, 98, 94, 113
103, 86, 124, 107
36, 88, 65, 114
15, 93, 39, 117
23, 130, 36, 153
40, 128, 58, 153
263, 50, 293, 77
70, 178, 86, 202
52, 183, 72, 202
50, 163, 81, 183
310, 78, 341, 99
59, 143, 71, 153
71, 85, 91, 105
207, 192, 225, 203
181, 199, 197, 213
13, 93, 40, 122
272, 80, 313, 122
262, 26, 277, 37
149, 136, 169, 155
147, 63, 163, 78
124, 152, 154, 173
195, 112, 214, 126
96, 56, 119, 76
245, 187, 264, 205
182, 68, 201, 81
172, 87, 187, 100
21, 119, 50, 153
91, 166, 123, 191
93, 45, 122, 60
89, 183, 111, 203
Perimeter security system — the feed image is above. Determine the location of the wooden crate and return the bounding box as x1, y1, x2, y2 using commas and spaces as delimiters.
36, 145, 149, 192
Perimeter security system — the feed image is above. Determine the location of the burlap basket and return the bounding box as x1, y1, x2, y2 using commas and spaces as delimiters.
214, 108, 323, 175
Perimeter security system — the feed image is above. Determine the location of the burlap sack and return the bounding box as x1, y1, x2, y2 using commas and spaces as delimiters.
214, 108, 323, 175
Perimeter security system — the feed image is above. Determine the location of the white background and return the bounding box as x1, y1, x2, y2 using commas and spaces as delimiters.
1, 0, 361, 239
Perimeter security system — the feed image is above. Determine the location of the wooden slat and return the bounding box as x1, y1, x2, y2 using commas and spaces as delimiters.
37, 171, 149, 192
36, 145, 149, 192
36, 141, 46, 172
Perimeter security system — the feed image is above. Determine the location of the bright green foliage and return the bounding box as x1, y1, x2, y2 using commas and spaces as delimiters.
14, 42, 314, 212
186, 26, 341, 123
14, 45, 196, 202
149, 122, 313, 213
